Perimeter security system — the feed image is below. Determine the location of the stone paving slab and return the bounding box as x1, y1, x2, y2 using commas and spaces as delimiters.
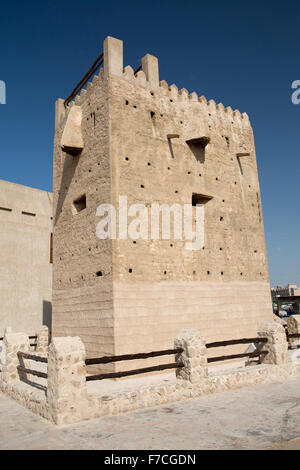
1, 378, 300, 450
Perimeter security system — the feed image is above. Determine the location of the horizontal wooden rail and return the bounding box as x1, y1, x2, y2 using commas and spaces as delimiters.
17, 351, 48, 363
206, 337, 268, 349
17, 366, 48, 379
207, 350, 268, 363
85, 348, 183, 366
0, 335, 37, 342
286, 333, 300, 339
86, 362, 183, 382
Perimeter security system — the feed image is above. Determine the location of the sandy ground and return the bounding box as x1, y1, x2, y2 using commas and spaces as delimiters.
1, 377, 300, 449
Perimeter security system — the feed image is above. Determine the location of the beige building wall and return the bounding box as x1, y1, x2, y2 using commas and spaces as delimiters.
52, 36, 273, 366
0, 180, 53, 335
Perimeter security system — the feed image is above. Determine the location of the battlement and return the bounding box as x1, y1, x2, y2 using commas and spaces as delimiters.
56, 36, 251, 131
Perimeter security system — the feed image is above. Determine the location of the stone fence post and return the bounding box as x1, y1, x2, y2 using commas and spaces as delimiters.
36, 325, 49, 354
287, 315, 300, 346
257, 322, 288, 365
286, 315, 300, 362
174, 328, 208, 383
47, 337, 88, 425
2, 331, 30, 383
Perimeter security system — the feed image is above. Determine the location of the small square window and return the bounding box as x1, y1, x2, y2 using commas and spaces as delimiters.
72, 194, 86, 214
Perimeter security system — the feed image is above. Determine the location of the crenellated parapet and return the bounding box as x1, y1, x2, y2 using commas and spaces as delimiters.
55, 36, 251, 132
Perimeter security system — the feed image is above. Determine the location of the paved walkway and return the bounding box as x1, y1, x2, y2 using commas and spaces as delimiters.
1, 378, 300, 450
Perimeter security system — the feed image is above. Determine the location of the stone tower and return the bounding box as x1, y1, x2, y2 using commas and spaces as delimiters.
52, 36, 273, 365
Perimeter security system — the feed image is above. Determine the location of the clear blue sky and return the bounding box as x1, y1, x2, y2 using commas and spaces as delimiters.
0, 0, 299, 287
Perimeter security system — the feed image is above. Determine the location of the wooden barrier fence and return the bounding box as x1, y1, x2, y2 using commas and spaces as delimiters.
17, 351, 48, 379
85, 348, 184, 382
205, 337, 268, 363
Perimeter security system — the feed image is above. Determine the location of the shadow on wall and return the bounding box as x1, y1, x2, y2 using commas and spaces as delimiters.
54, 152, 80, 225
188, 143, 205, 163
43, 300, 52, 337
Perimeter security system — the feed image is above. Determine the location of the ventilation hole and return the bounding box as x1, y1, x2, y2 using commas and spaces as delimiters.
240, 272, 243, 276
148, 162, 151, 166
88, 169, 91, 173
187, 171, 191, 175
220, 216, 224, 221
160, 114, 163, 117
125, 100, 129, 105
207, 271, 210, 275
96, 271, 103, 277
129, 268, 133, 273
88, 248, 91, 252
220, 248, 223, 251
98, 162, 100, 166
170, 244, 173, 247
175, 190, 178, 194
221, 272, 224, 275
164, 271, 167, 275
170, 99, 173, 102
168, 167, 171, 170
234, 181, 237, 185
216, 177, 219, 181
180, 121, 183, 124
150, 111, 155, 118
133, 241, 137, 244
140, 184, 145, 188
150, 92, 154, 96
133, 105, 137, 108
222, 199, 225, 203
254, 250, 257, 253
199, 173, 202, 177
125, 157, 129, 161
208, 113, 211, 116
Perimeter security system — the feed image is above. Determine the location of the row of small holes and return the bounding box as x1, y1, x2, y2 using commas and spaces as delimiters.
130, 243, 257, 254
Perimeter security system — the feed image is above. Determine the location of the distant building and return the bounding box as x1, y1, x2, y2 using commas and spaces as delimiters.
271, 284, 300, 302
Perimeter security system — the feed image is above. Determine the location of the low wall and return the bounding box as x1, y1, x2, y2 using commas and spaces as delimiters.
0, 318, 300, 425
